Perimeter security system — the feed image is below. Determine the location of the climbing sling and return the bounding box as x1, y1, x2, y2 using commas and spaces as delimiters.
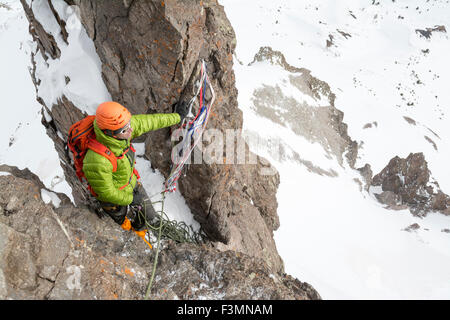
165, 60, 216, 192
143, 60, 215, 299
139, 59, 215, 244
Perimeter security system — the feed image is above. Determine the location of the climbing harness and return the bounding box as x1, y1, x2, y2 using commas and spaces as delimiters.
143, 59, 215, 299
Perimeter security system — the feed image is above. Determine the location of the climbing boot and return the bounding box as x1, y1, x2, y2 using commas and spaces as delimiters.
121, 217, 132, 231
133, 229, 152, 249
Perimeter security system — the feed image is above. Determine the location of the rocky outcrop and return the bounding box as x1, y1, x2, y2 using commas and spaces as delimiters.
21, 0, 61, 60
0, 170, 320, 299
371, 152, 450, 216
153, 242, 320, 300
415, 25, 446, 39
357, 164, 373, 192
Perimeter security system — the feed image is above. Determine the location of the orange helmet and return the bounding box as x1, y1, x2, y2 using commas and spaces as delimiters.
95, 101, 131, 131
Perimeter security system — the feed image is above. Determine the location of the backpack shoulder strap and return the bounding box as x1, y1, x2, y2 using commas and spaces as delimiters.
87, 138, 118, 172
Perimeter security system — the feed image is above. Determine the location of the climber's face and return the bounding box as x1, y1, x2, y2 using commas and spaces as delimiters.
115, 121, 133, 140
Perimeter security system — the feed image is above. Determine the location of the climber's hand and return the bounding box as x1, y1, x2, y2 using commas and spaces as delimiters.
175, 100, 190, 122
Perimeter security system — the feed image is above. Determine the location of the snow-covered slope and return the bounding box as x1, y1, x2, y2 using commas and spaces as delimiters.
220, 0, 450, 299
0, 0, 71, 202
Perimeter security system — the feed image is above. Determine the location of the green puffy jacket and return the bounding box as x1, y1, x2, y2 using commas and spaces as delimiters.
83, 113, 180, 205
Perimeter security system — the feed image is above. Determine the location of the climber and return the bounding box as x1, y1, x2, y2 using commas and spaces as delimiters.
82, 101, 189, 237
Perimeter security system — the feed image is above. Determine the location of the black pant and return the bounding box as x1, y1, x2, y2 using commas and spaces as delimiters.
100, 182, 157, 231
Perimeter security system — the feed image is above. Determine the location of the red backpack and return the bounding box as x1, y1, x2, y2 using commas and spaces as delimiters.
67, 116, 118, 196
67, 116, 140, 197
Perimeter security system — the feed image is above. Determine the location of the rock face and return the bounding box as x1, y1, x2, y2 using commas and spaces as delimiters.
16, 0, 319, 298
153, 242, 320, 300
0, 170, 320, 300
371, 152, 450, 216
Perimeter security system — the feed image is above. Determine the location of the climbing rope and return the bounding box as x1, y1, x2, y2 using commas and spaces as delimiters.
143, 59, 215, 299
136, 195, 205, 300
165, 59, 216, 193
134, 199, 204, 245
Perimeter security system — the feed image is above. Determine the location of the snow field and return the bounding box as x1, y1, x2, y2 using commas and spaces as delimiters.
221, 0, 450, 299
